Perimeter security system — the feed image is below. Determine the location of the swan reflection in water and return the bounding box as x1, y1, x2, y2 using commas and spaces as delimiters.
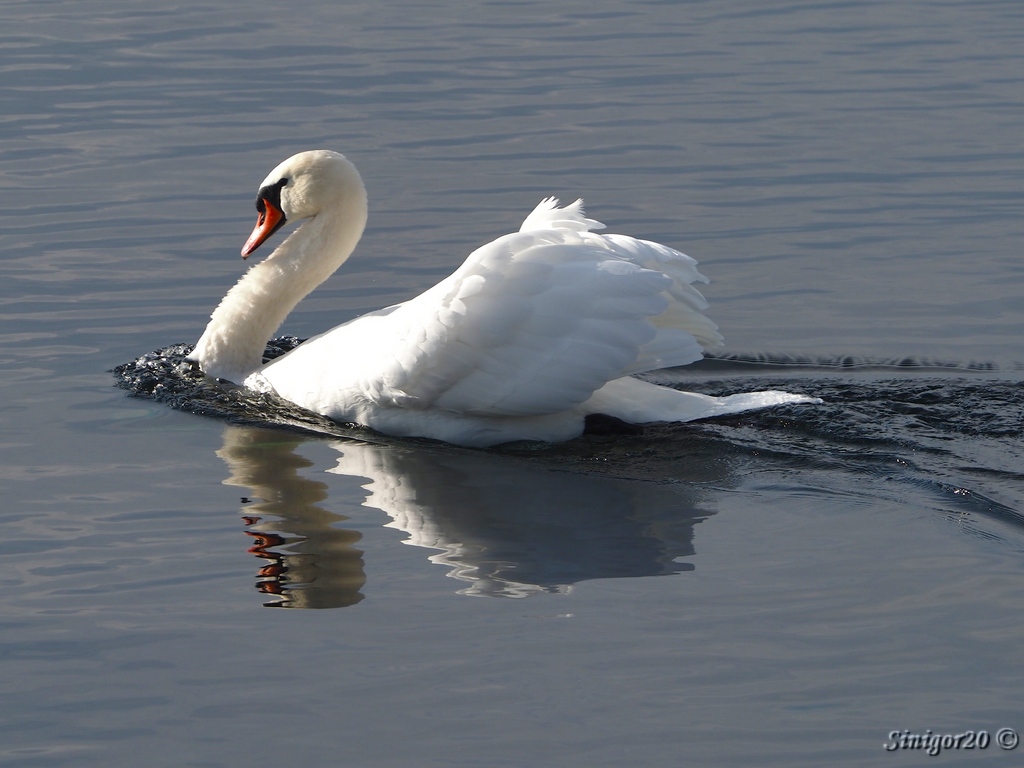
216, 425, 726, 608
217, 427, 367, 608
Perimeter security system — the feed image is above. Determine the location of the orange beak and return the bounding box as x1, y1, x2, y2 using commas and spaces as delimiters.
241, 199, 286, 259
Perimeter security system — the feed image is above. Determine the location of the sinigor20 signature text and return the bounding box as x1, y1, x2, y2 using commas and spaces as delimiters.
884, 729, 1018, 756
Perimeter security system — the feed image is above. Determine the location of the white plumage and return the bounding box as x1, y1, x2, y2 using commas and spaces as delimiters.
189, 150, 814, 446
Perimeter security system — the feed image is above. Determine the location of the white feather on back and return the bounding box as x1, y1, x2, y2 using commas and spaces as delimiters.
518, 197, 605, 233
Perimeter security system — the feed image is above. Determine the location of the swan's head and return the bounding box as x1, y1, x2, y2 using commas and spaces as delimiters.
241, 149, 366, 258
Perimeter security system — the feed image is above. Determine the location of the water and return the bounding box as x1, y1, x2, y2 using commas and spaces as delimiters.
3, 0, 1024, 765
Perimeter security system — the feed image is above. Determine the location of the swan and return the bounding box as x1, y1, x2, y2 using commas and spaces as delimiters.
189, 150, 814, 447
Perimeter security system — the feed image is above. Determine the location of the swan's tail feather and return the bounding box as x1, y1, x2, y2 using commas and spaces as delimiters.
584, 377, 819, 424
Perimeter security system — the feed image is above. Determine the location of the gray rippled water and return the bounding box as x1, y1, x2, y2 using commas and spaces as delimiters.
3, 0, 1024, 766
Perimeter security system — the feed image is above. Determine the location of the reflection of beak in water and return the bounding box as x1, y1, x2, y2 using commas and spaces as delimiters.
217, 427, 366, 608
326, 440, 717, 599
216, 426, 722, 607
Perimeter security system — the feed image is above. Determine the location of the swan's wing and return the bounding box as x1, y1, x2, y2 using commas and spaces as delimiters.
350, 202, 722, 417
522, 198, 723, 363
601, 232, 723, 372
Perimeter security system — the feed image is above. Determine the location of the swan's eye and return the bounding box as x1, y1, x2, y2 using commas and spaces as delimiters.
255, 177, 289, 214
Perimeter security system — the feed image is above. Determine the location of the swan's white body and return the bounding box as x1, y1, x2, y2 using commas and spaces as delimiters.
190, 150, 813, 447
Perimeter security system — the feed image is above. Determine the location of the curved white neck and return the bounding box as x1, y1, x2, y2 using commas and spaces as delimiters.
191, 186, 367, 383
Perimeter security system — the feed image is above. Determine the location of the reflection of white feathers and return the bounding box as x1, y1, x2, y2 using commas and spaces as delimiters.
328, 440, 714, 598
329, 442, 514, 597
193, 151, 815, 447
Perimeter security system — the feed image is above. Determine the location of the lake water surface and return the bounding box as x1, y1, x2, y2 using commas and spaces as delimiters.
3, 1, 1024, 765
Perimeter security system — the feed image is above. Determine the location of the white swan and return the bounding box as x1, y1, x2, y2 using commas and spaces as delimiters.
189, 150, 813, 447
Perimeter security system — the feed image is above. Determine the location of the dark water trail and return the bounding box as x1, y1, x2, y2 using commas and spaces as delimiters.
670, 361, 1024, 543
